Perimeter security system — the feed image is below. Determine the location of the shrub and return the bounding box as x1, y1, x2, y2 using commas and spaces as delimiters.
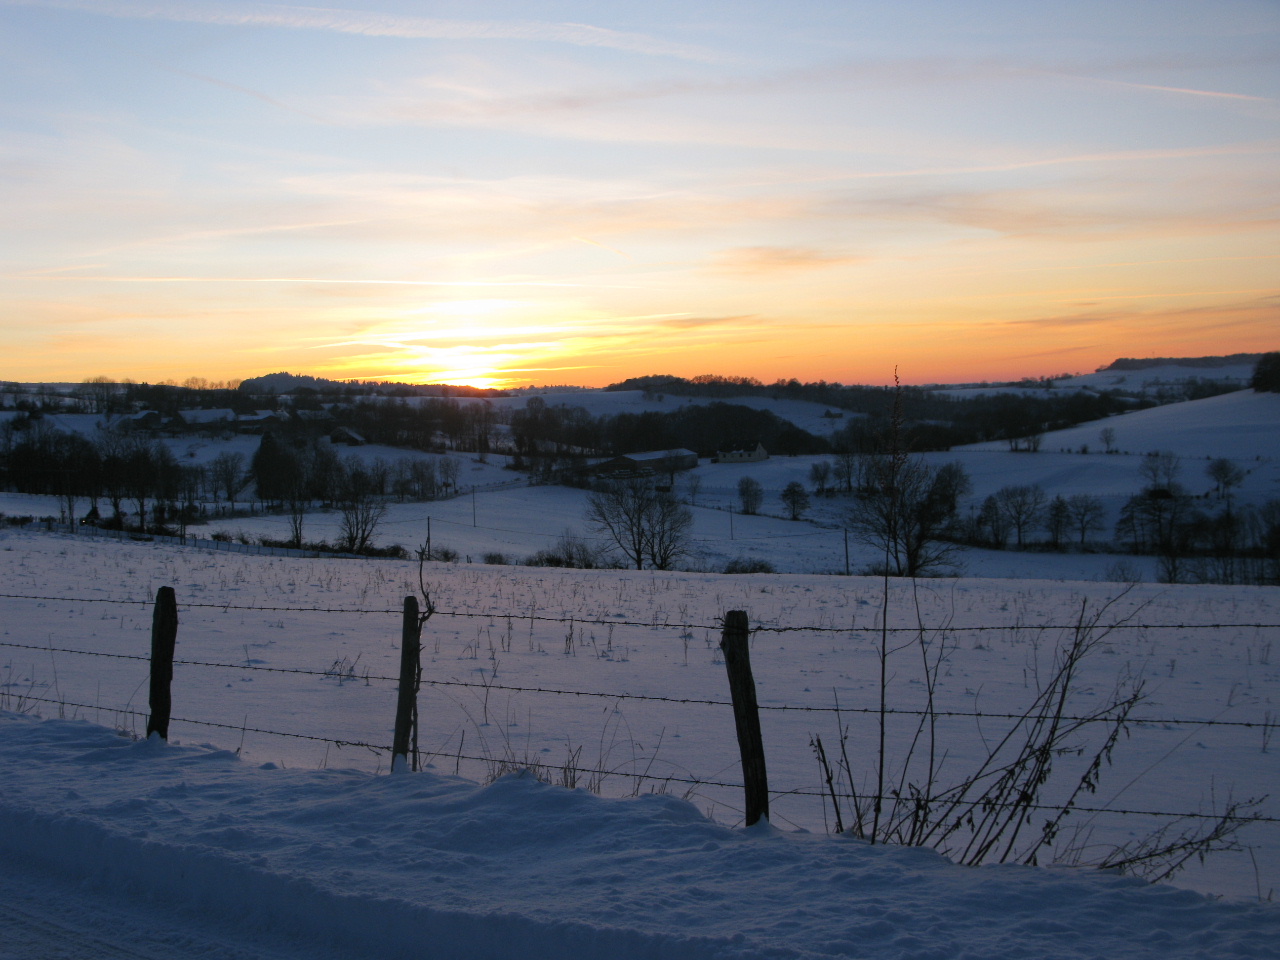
367, 543, 409, 559
1251, 352, 1280, 392
526, 531, 607, 569
723, 557, 775, 574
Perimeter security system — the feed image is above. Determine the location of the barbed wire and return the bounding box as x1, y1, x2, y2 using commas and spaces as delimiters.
3, 591, 1279, 635
3, 638, 1275, 731
7, 694, 1278, 826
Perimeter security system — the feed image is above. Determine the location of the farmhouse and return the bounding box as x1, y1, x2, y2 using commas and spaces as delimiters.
330, 426, 367, 446
715, 443, 768, 464
176, 408, 236, 428
110, 410, 162, 431
235, 410, 286, 433
596, 448, 698, 476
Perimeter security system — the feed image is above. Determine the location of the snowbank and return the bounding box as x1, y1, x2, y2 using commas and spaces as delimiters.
2, 712, 1277, 960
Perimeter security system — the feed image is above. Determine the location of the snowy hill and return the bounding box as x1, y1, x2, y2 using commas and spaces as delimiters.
2, 387, 1276, 582
934, 361, 1257, 398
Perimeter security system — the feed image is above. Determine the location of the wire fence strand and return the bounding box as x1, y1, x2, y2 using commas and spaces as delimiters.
3, 637, 1275, 731
4, 591, 1280, 634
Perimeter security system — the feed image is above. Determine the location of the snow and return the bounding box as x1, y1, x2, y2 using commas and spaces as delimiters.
153, 389, 1274, 583
933, 362, 1257, 397
2, 383, 1278, 955
2, 522, 1279, 956
963, 390, 1280, 463
12, 386, 1276, 584
3, 708, 1278, 960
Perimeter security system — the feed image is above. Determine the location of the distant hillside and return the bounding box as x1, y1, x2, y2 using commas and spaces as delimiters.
238, 372, 505, 398
1100, 353, 1266, 372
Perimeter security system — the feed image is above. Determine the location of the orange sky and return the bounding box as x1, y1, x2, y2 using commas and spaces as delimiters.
2, 1, 1277, 388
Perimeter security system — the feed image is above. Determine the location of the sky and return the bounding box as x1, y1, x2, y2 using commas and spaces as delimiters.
1, 0, 1277, 389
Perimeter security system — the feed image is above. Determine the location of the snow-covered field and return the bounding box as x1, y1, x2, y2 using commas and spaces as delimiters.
1, 528, 1278, 956
14, 387, 1246, 585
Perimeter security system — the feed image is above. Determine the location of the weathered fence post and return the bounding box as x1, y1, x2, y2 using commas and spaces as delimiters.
720, 609, 769, 826
146, 586, 178, 740
392, 595, 422, 773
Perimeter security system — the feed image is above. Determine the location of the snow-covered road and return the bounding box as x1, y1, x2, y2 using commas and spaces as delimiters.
0, 854, 357, 960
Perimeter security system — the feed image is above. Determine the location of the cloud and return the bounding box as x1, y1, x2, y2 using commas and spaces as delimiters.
832, 171, 1280, 242
7, 0, 719, 60
658, 314, 755, 330
1007, 311, 1130, 330
707, 247, 860, 276
1006, 296, 1280, 336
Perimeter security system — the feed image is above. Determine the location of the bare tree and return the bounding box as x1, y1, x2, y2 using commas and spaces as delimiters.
738, 476, 763, 515
847, 457, 970, 576
808, 461, 831, 496
682, 471, 703, 506
1139, 450, 1182, 491
209, 452, 246, 509
831, 449, 858, 494
1067, 493, 1106, 546
646, 492, 694, 570
1099, 426, 1117, 454
781, 481, 810, 520
1046, 494, 1070, 550
78, 376, 119, 415
587, 477, 656, 570
586, 477, 691, 570
1207, 458, 1245, 499
995, 484, 1047, 548
337, 459, 386, 553
437, 456, 459, 495
976, 494, 1008, 548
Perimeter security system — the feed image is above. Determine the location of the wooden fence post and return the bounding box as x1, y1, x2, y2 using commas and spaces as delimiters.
720, 609, 769, 826
392, 596, 422, 773
146, 586, 178, 740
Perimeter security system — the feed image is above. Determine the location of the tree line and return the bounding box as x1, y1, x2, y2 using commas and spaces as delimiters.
605, 372, 1244, 452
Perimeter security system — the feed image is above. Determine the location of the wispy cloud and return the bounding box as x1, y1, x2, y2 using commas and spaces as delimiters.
707, 247, 860, 275
140, 58, 334, 123
1042, 70, 1276, 104
5, 274, 584, 287
6, 0, 720, 60
658, 314, 754, 330
1008, 295, 1280, 333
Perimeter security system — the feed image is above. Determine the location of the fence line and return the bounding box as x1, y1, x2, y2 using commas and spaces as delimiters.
3, 591, 1279, 635
5, 585, 1277, 847
2, 635, 1276, 731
